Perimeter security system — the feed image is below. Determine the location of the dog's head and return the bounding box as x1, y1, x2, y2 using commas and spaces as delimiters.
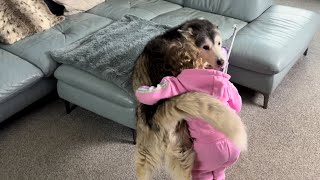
176, 18, 224, 71
143, 18, 225, 86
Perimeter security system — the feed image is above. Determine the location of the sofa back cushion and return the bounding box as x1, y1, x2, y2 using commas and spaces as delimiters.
183, 0, 273, 22
165, 0, 184, 5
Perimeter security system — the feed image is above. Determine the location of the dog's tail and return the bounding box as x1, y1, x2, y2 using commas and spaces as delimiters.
154, 92, 247, 151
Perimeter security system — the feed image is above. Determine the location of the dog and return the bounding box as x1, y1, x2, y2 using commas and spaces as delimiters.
132, 18, 247, 180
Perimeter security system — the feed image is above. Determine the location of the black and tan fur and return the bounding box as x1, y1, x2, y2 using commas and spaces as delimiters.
132, 19, 247, 180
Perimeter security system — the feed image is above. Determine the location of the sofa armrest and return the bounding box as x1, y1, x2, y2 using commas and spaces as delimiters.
183, 0, 273, 22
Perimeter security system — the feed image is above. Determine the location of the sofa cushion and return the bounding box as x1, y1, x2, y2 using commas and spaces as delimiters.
151, 7, 247, 41
57, 81, 136, 129
183, 0, 273, 22
52, 13, 113, 43
0, 78, 55, 122
0, 50, 43, 103
229, 5, 320, 75
88, 0, 182, 20
164, 0, 183, 5
54, 65, 135, 108
0, 13, 112, 76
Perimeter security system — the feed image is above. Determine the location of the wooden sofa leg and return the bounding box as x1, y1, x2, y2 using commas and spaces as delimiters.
304, 48, 309, 56
263, 94, 270, 109
132, 129, 137, 145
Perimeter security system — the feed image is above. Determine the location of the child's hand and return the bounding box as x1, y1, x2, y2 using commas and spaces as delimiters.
195, 58, 206, 69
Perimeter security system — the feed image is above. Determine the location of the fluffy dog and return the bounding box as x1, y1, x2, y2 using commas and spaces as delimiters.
132, 19, 247, 180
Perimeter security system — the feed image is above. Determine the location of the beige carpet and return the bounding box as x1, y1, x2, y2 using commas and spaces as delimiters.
1, 1, 320, 180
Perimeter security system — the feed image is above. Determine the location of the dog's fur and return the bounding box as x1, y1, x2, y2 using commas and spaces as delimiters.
132, 19, 247, 180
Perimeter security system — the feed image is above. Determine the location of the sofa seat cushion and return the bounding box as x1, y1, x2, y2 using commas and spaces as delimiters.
88, 0, 182, 20
151, 7, 247, 41
0, 50, 43, 103
0, 13, 112, 76
52, 13, 113, 43
230, 5, 320, 75
54, 65, 135, 108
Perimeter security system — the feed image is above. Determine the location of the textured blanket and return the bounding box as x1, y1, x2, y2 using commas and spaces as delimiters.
51, 15, 169, 96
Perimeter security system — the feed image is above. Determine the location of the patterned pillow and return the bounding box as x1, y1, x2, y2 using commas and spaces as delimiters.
0, 0, 64, 44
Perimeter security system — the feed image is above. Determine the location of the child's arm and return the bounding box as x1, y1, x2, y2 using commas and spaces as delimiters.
226, 82, 242, 113
135, 77, 187, 105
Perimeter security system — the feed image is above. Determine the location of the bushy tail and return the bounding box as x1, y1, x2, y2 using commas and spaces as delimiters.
154, 92, 247, 151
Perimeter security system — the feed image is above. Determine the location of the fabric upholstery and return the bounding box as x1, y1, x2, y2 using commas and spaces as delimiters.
0, 0, 64, 44
0, 50, 43, 103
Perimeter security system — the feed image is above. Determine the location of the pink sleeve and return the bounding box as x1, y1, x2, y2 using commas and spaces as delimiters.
135, 77, 187, 105
227, 82, 242, 113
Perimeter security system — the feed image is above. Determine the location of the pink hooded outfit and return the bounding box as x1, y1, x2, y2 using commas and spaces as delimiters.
135, 68, 242, 180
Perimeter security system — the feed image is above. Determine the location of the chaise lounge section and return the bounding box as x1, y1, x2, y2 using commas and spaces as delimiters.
228, 5, 320, 108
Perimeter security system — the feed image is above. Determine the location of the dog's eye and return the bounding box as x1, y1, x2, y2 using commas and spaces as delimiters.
218, 42, 221, 46
203, 45, 210, 50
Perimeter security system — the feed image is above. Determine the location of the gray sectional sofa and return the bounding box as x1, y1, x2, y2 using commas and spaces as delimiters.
1, 0, 319, 131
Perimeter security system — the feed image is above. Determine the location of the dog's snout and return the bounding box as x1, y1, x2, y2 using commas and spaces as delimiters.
217, 59, 224, 66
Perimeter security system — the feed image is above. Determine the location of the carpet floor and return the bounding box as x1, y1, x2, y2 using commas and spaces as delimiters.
1, 1, 319, 180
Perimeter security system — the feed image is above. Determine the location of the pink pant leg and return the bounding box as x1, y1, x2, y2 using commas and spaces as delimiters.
225, 139, 241, 166
213, 167, 226, 180
192, 139, 241, 180
192, 170, 214, 180
193, 139, 240, 171
213, 140, 241, 180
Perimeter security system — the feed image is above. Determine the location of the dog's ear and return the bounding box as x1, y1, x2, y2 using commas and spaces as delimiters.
178, 28, 193, 35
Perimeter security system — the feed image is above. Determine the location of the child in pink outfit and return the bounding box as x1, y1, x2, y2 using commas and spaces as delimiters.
135, 49, 242, 180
